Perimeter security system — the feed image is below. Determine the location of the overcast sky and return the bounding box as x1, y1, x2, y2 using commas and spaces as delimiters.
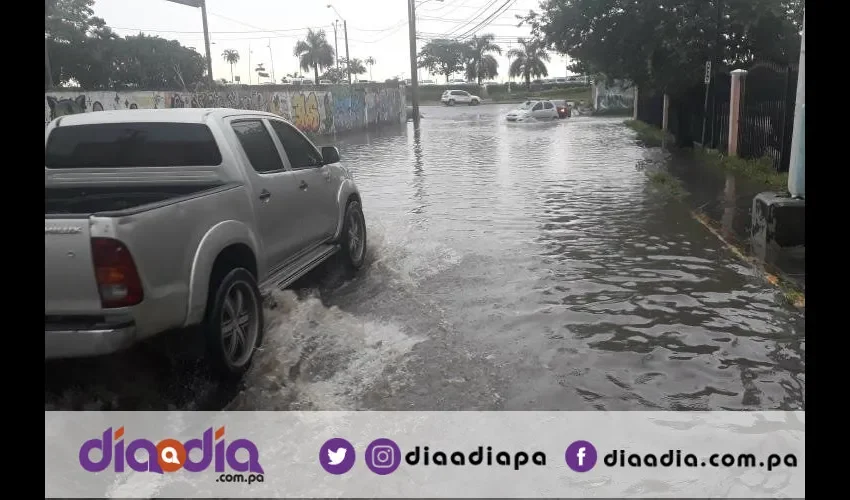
93, 0, 572, 83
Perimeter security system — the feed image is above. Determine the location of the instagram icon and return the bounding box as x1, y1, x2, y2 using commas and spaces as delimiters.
365, 438, 401, 475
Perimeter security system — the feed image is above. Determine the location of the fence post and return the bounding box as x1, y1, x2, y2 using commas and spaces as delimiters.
661, 93, 671, 149
728, 69, 747, 156
633, 86, 639, 120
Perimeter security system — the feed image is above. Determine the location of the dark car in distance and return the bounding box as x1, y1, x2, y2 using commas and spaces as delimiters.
551, 100, 571, 119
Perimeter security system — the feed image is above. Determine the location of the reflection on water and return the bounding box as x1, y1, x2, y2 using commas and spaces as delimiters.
722, 173, 736, 240
45, 105, 804, 411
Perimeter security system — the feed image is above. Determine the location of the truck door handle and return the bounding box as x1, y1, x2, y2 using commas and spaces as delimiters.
259, 190, 271, 201
299, 180, 308, 190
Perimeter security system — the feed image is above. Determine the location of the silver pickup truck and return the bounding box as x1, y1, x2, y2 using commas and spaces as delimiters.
45, 108, 367, 378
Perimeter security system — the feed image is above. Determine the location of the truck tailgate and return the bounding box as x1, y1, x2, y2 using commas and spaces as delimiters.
45, 219, 102, 314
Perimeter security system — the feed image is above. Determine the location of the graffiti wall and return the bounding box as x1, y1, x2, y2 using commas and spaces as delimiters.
592, 79, 635, 111
45, 86, 406, 135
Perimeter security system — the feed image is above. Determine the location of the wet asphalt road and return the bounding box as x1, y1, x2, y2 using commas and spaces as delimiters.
44, 104, 805, 411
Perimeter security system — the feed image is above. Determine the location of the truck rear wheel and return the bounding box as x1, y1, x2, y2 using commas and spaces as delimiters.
203, 267, 264, 378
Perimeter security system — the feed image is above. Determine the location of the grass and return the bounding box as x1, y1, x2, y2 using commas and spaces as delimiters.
623, 119, 674, 148
696, 149, 789, 191
646, 170, 689, 200
491, 86, 592, 104
622, 120, 788, 190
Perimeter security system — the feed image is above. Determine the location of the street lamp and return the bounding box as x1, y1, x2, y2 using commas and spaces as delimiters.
165, 0, 214, 85
327, 4, 351, 84
333, 20, 341, 72
408, 0, 444, 128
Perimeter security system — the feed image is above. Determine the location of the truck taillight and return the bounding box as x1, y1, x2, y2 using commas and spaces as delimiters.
91, 237, 144, 308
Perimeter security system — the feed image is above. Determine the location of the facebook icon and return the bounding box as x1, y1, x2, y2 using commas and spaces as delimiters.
565, 440, 598, 472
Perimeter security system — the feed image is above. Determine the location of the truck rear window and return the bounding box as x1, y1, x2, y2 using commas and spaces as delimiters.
45, 122, 222, 168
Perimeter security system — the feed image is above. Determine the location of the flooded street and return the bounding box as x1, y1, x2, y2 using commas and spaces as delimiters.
45, 105, 805, 411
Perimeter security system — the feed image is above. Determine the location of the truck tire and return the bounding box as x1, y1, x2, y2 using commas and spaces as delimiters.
336, 199, 367, 271
470, 99, 479, 106
203, 267, 264, 379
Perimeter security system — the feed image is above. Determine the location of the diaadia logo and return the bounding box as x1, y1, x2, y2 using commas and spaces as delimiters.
78, 426, 264, 476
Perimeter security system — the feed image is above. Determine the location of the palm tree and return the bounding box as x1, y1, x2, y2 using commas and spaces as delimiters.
464, 34, 501, 84
221, 49, 240, 83
293, 29, 335, 84
340, 58, 367, 78
365, 56, 376, 81
507, 38, 550, 87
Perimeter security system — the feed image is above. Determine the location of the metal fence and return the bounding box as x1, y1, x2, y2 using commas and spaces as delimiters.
636, 71, 731, 151
738, 62, 798, 171
634, 62, 796, 171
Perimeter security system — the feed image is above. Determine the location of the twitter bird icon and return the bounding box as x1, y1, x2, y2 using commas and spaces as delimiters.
319, 438, 355, 474
328, 447, 347, 465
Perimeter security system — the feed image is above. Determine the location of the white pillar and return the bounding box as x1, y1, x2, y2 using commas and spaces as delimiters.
788, 13, 805, 199
728, 69, 747, 156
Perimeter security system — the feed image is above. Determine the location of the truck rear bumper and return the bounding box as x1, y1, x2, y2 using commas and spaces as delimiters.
45, 318, 137, 359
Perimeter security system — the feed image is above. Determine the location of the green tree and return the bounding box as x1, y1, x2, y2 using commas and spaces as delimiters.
320, 67, 347, 83
464, 34, 502, 84
112, 34, 206, 89
522, 0, 803, 95
221, 49, 240, 83
45, 0, 205, 89
294, 28, 335, 84
417, 39, 466, 82
365, 56, 376, 81
507, 38, 550, 87
45, 0, 118, 88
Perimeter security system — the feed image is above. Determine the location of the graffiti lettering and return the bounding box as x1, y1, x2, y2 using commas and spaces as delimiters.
46, 95, 86, 121
291, 92, 321, 133
46, 87, 404, 132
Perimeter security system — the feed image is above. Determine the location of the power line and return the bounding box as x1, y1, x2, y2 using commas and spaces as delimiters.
443, 0, 501, 37
455, 0, 518, 40
110, 26, 331, 35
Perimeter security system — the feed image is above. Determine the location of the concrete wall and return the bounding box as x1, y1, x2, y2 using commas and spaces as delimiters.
592, 79, 635, 111
45, 86, 407, 135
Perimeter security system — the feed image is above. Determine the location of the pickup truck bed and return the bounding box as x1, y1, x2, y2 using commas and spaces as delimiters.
45, 184, 224, 215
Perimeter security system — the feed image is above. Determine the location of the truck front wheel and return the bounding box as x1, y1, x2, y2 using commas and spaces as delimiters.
203, 267, 264, 378
336, 199, 367, 272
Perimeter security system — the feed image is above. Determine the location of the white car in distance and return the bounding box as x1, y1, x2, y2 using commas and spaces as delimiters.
505, 100, 560, 122
441, 89, 481, 106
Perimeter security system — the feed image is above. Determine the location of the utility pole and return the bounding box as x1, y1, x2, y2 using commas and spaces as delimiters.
200, 0, 213, 85
267, 39, 276, 83
343, 20, 351, 84
248, 43, 252, 85
166, 1, 213, 85
45, 0, 54, 89
407, 0, 421, 127
333, 20, 340, 72
787, 13, 804, 199
327, 5, 352, 84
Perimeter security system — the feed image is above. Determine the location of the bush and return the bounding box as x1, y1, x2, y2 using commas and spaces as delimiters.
697, 149, 789, 190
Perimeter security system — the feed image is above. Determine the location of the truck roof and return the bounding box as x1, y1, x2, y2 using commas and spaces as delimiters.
52, 108, 283, 127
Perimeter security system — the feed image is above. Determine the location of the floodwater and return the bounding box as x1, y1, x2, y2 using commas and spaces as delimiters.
44, 105, 805, 411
